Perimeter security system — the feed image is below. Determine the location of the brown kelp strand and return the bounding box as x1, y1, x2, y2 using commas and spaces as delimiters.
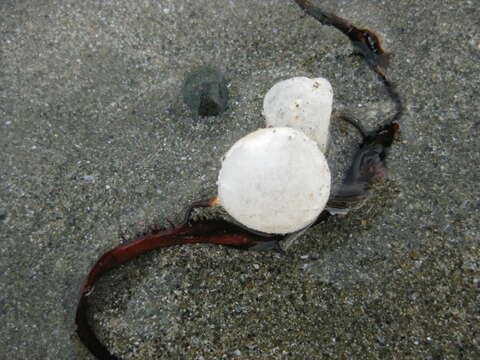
75, 219, 282, 360
293, 0, 403, 125
294, 0, 390, 76
294, 0, 403, 215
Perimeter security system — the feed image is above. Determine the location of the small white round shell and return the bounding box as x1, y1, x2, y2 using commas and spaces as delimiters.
217, 127, 331, 234
263, 77, 333, 152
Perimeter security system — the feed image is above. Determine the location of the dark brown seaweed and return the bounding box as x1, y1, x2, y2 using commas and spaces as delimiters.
294, 0, 390, 77
76, 219, 283, 359
294, 0, 403, 215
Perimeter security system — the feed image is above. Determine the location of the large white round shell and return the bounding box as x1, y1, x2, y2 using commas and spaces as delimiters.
263, 77, 333, 152
217, 127, 331, 234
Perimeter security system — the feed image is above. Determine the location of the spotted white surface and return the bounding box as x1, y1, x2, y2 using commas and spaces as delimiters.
218, 127, 331, 234
263, 77, 333, 152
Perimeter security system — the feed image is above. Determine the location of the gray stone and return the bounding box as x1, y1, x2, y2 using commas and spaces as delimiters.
0, 208, 6, 222
182, 66, 228, 118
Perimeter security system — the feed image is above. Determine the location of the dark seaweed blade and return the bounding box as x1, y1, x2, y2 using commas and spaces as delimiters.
325, 125, 398, 215
293, 0, 390, 76
75, 218, 281, 360
294, 0, 403, 215
294, 0, 403, 126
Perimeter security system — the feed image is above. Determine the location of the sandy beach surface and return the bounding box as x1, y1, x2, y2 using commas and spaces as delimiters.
1, 0, 479, 358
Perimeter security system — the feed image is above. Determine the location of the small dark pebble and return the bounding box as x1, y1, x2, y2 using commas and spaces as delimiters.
182, 65, 228, 118
0, 208, 6, 222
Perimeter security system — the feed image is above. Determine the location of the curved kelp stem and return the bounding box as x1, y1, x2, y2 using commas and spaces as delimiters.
294, 0, 403, 215
294, 0, 390, 76
76, 2, 403, 359
293, 0, 403, 124
76, 219, 282, 359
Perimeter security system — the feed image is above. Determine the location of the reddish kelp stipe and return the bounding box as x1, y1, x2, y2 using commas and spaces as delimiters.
76, 219, 281, 360
76, 2, 403, 359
